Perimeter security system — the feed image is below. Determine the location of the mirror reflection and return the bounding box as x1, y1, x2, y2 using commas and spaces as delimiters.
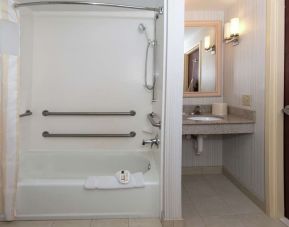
184, 21, 221, 97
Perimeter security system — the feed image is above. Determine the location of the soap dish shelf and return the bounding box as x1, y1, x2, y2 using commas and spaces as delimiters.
148, 112, 161, 128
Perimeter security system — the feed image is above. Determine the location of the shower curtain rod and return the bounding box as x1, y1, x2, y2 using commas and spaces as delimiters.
14, 1, 163, 14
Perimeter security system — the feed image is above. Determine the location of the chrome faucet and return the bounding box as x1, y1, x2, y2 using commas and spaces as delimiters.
192, 105, 201, 115
142, 135, 160, 148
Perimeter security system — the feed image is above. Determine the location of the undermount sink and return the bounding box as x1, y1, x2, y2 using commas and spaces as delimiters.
187, 115, 223, 122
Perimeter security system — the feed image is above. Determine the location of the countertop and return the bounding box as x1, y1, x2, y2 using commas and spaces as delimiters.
182, 106, 256, 135
182, 114, 255, 125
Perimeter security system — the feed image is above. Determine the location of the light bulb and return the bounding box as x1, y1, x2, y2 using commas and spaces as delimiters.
224, 22, 231, 39
204, 36, 211, 49
230, 18, 240, 36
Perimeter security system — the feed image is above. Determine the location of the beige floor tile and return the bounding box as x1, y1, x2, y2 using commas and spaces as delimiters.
0, 222, 17, 227
52, 220, 91, 227
182, 186, 191, 205
186, 181, 217, 200
0, 221, 53, 227
184, 216, 205, 227
91, 219, 128, 227
238, 214, 287, 227
182, 175, 204, 186
205, 175, 242, 196
172, 220, 184, 227
129, 218, 161, 227
220, 193, 263, 215
202, 215, 246, 227
182, 174, 287, 227
193, 196, 234, 217
182, 202, 199, 218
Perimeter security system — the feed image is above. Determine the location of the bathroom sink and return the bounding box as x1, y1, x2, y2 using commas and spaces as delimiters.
187, 115, 223, 122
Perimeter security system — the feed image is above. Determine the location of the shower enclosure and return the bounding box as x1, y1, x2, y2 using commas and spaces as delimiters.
1, 0, 166, 220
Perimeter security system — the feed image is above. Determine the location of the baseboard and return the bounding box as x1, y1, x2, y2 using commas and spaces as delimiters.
182, 166, 222, 175
281, 217, 289, 226
161, 219, 184, 227
223, 167, 266, 211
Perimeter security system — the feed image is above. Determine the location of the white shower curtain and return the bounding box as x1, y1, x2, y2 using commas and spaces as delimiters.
0, 0, 20, 221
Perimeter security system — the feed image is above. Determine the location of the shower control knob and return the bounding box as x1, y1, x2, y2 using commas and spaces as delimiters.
142, 135, 160, 148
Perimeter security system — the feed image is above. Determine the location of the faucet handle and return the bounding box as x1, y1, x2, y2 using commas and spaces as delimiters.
142, 135, 160, 148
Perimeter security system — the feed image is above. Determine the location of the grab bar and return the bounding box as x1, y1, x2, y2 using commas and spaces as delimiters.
42, 131, 136, 138
19, 110, 32, 118
147, 112, 161, 128
42, 110, 136, 116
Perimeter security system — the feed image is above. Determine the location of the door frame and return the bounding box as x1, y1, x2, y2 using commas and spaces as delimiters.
265, 0, 285, 218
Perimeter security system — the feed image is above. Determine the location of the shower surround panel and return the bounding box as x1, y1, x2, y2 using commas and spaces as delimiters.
17, 9, 163, 219
21, 11, 155, 151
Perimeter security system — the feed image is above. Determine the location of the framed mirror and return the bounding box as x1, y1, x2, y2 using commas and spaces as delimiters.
184, 21, 222, 97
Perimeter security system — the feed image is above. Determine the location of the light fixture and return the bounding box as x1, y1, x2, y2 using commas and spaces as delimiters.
224, 17, 240, 46
204, 36, 216, 54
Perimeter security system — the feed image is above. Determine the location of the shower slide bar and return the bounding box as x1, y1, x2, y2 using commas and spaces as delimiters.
147, 112, 161, 128
14, 1, 164, 14
19, 110, 33, 118
42, 110, 136, 116
42, 131, 136, 138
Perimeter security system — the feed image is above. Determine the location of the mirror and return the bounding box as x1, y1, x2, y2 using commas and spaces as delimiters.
184, 21, 222, 97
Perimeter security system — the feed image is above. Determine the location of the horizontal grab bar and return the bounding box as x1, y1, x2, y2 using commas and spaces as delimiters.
42, 131, 136, 138
147, 112, 161, 128
19, 110, 32, 118
42, 110, 136, 116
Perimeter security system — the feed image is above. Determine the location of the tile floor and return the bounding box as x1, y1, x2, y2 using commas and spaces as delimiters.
0, 219, 162, 227
182, 174, 287, 227
0, 174, 287, 227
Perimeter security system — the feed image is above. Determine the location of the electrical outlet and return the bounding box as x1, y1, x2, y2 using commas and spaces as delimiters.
242, 95, 251, 107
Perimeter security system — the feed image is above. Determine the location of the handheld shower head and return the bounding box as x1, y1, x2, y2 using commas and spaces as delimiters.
138, 23, 151, 43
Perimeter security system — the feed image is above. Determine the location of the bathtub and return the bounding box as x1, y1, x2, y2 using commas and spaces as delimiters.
15, 151, 160, 220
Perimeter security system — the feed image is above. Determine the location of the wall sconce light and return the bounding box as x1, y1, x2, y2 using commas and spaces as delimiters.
204, 36, 216, 54
224, 17, 240, 46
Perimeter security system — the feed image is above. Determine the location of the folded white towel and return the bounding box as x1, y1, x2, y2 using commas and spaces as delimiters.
84, 172, 145, 190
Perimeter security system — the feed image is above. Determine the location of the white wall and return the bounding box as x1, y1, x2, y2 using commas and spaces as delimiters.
20, 11, 157, 152
182, 11, 224, 168
223, 0, 266, 202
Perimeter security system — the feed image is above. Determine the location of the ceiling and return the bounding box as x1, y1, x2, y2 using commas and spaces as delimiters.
185, 0, 237, 11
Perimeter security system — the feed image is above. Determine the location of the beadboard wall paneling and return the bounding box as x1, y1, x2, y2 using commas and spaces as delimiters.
223, 0, 266, 202
163, 0, 184, 220
182, 10, 224, 168
182, 135, 223, 167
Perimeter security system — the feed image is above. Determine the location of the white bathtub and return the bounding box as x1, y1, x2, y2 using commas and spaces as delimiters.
16, 151, 160, 220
